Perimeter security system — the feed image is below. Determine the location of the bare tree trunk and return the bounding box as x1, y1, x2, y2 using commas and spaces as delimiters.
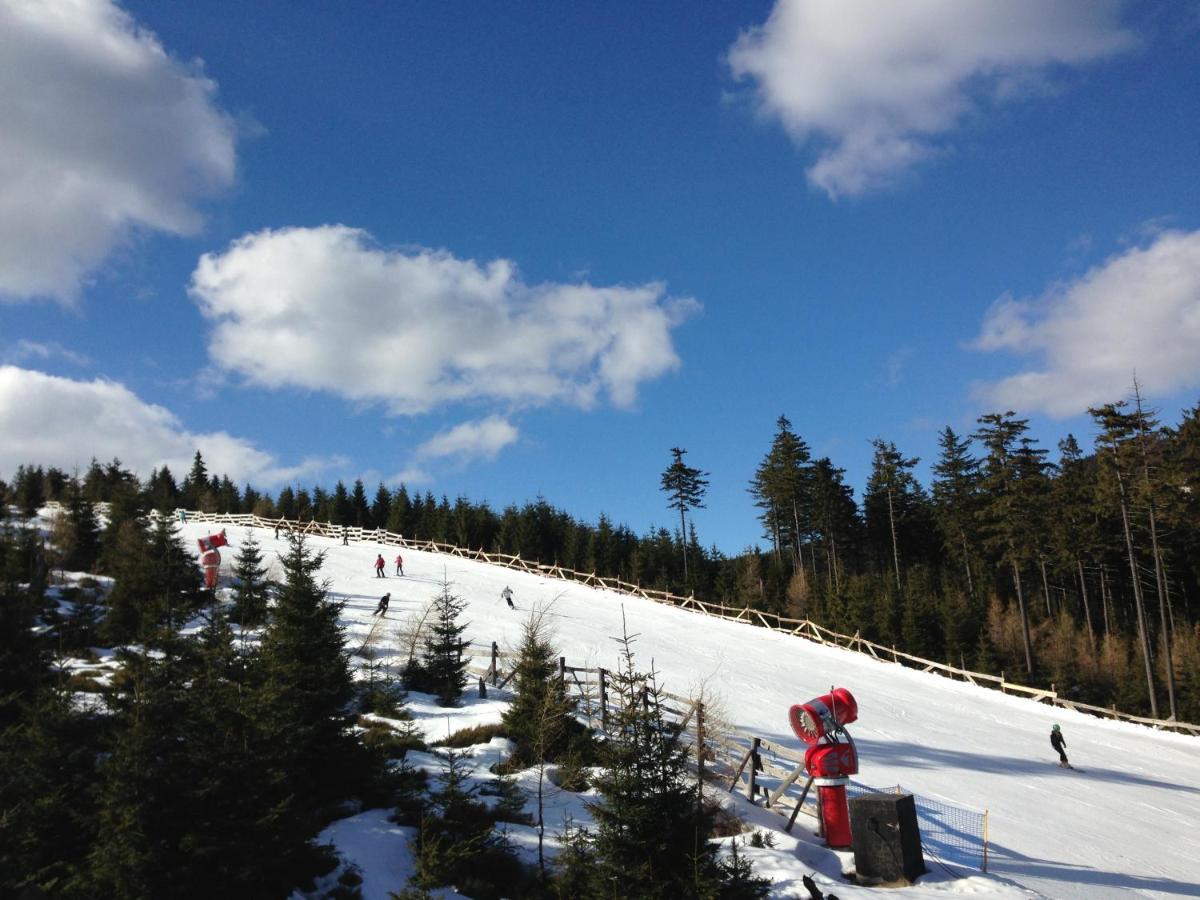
887, 487, 902, 594
959, 527, 975, 598
1100, 565, 1111, 637
1077, 559, 1096, 650
1112, 461, 1159, 718
792, 498, 804, 573
1010, 551, 1034, 674
1039, 553, 1052, 617
678, 506, 689, 587
1133, 382, 1176, 720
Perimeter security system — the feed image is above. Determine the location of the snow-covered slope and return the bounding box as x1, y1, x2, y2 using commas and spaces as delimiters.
193, 523, 1200, 900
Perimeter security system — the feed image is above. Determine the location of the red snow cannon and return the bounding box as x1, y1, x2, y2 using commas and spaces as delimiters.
200, 549, 222, 589
805, 741, 858, 779
789, 688, 858, 744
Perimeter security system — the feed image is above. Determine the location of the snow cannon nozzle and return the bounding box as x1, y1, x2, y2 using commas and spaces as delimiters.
788, 687, 857, 745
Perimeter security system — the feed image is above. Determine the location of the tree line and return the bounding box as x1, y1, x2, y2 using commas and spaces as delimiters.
4, 388, 1199, 724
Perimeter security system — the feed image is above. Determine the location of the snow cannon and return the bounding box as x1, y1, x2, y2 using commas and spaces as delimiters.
200, 549, 221, 589
789, 687, 859, 849
805, 742, 858, 779
805, 739, 859, 849
788, 688, 858, 744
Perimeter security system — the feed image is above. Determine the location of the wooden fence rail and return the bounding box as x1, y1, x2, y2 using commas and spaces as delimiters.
156, 509, 1200, 737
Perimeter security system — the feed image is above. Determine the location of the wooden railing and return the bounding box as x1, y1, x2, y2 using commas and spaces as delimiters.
157, 509, 1200, 737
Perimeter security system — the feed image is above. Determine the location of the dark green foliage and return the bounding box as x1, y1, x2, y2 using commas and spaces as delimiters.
403, 749, 525, 899
564, 628, 757, 898
230, 534, 272, 626
718, 839, 772, 898
59, 479, 102, 573
501, 610, 579, 767
0, 687, 98, 899
406, 580, 469, 706
661, 447, 709, 586
256, 535, 366, 820
101, 516, 205, 647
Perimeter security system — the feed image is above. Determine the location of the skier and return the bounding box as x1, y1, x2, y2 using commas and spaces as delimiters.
342, 526, 349, 546
372, 593, 390, 616
1051, 723, 1069, 767
374, 554, 386, 577
501, 586, 514, 610
394, 553, 404, 576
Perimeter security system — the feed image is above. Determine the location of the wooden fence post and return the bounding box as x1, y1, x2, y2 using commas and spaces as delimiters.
747, 737, 761, 803
599, 668, 608, 729
559, 656, 566, 685
491, 641, 499, 686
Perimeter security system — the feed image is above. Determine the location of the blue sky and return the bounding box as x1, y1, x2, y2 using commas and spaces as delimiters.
2, 0, 1198, 553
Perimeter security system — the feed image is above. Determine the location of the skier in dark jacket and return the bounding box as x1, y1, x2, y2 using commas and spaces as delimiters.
372, 593, 390, 616
1050, 723, 1069, 767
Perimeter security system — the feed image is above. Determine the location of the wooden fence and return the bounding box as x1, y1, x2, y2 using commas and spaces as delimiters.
160, 509, 1200, 736
460, 648, 991, 873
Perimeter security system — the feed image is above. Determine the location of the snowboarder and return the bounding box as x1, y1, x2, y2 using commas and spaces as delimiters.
1051, 723, 1069, 767
374, 554, 386, 577
394, 553, 404, 576
342, 526, 349, 545
501, 586, 514, 610
372, 593, 390, 616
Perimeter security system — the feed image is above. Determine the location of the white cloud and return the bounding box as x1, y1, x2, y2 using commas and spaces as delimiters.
4, 339, 90, 367
190, 225, 699, 413
0, 365, 329, 485
415, 416, 519, 465
727, 0, 1132, 198
0, 0, 237, 302
971, 230, 1200, 417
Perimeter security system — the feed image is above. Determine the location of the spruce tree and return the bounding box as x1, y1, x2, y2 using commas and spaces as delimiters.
501, 609, 577, 767
410, 579, 470, 706
586, 627, 727, 898
660, 447, 709, 588
230, 534, 273, 627
256, 535, 364, 824
974, 413, 1037, 674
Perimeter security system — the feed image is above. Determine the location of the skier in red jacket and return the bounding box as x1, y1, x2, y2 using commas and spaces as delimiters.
374, 554, 386, 577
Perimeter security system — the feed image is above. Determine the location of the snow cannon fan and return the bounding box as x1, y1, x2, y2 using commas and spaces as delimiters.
788, 687, 857, 744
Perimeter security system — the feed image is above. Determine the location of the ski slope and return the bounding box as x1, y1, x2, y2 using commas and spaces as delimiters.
194, 523, 1200, 899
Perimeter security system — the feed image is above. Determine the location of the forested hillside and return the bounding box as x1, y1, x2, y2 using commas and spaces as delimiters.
6, 395, 1198, 724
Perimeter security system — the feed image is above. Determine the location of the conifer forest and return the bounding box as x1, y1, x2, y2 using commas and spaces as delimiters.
3, 396, 1200, 896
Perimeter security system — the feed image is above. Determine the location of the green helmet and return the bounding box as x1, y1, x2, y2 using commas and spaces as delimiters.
1051, 724, 1061, 732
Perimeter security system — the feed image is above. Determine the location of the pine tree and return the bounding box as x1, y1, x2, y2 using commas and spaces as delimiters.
182, 450, 209, 511
586, 625, 731, 898
974, 413, 1037, 674
864, 439, 926, 593
660, 447, 709, 589
409, 579, 470, 706
749, 416, 813, 569
61, 478, 102, 573
230, 534, 273, 627
501, 609, 577, 767
255, 534, 364, 823
931, 427, 981, 599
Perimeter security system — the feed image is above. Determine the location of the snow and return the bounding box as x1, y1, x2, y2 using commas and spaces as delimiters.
183, 522, 1200, 899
